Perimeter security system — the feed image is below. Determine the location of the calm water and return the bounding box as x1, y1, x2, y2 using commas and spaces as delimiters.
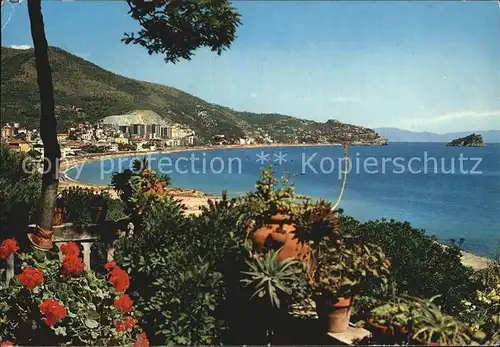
67, 143, 500, 257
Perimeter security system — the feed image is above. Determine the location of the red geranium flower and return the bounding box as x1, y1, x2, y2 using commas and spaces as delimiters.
40, 299, 67, 326
114, 320, 127, 332
0, 239, 19, 260
16, 267, 43, 290
60, 242, 80, 257
115, 317, 136, 332
124, 317, 136, 330
108, 266, 130, 292
1, 341, 15, 347
61, 254, 85, 276
134, 332, 149, 347
113, 293, 134, 313
104, 261, 117, 270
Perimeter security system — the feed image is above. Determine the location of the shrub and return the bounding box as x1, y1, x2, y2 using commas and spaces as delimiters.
0, 241, 148, 346
114, 191, 250, 345
461, 259, 500, 344
58, 187, 115, 224
115, 195, 221, 345
0, 147, 40, 239
343, 216, 477, 315
368, 295, 485, 345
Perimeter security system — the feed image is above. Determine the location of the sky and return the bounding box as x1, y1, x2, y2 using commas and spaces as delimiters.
1, 0, 500, 133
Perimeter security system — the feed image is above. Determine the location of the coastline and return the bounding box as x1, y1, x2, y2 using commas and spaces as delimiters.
59, 145, 492, 271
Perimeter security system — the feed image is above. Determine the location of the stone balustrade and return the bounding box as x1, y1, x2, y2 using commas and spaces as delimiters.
3, 218, 131, 285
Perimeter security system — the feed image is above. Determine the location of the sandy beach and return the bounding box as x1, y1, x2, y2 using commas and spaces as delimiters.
59, 146, 221, 215
59, 146, 492, 271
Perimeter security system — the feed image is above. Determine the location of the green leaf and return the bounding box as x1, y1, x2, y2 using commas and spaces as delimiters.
54, 326, 67, 336
84, 318, 99, 329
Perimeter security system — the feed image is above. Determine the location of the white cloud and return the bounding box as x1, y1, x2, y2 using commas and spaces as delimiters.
428, 110, 500, 124
250, 92, 257, 98
397, 109, 500, 132
329, 96, 360, 103
9, 44, 31, 50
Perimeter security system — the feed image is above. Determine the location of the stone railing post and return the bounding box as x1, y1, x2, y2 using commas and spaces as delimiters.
81, 242, 93, 271
6, 253, 15, 285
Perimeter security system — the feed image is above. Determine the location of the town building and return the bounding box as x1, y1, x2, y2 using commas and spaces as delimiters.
7, 140, 32, 152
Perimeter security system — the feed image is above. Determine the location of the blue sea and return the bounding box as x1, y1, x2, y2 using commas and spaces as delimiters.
67, 143, 500, 258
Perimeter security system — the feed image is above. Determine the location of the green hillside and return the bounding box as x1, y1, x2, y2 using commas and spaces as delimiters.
1, 46, 386, 144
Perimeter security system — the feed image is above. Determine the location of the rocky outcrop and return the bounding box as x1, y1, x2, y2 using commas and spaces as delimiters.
446, 133, 485, 147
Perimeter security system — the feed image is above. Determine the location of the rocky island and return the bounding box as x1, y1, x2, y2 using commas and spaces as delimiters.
446, 133, 485, 147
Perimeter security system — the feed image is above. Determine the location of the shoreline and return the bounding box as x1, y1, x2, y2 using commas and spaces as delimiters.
59, 145, 492, 271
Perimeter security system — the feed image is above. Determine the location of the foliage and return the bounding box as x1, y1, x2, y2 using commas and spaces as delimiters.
342, 215, 477, 315
369, 295, 486, 345
369, 296, 410, 328
0, 244, 147, 346
115, 193, 238, 345
57, 187, 113, 224
105, 199, 128, 222
27, 149, 42, 159
291, 198, 340, 244
460, 259, 500, 344
111, 158, 171, 215
241, 249, 305, 309
117, 143, 136, 151
313, 235, 391, 299
81, 144, 109, 154
123, 0, 241, 64
238, 166, 312, 227
0, 147, 41, 239
410, 296, 484, 345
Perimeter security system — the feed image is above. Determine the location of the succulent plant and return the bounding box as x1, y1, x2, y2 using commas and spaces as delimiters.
238, 166, 312, 227
370, 297, 411, 328
410, 296, 483, 345
313, 238, 391, 298
241, 248, 305, 309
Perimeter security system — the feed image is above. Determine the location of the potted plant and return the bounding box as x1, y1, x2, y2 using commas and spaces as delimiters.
311, 238, 391, 334
240, 248, 306, 344
368, 297, 411, 342
111, 158, 172, 206
241, 167, 311, 261
89, 191, 110, 224
410, 296, 484, 345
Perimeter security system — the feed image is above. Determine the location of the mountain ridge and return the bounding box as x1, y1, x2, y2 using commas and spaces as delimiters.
375, 127, 500, 143
1, 46, 386, 145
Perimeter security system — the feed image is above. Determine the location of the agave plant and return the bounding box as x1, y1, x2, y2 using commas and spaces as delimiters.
411, 296, 483, 345
241, 248, 304, 309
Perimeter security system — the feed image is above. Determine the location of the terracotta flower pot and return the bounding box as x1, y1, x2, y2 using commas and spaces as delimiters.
90, 205, 106, 224
412, 337, 443, 346
397, 326, 409, 340
315, 296, 353, 334
27, 225, 54, 251
249, 213, 309, 261
367, 319, 395, 337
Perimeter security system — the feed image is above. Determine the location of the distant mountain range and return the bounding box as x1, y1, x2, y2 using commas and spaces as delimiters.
374, 128, 500, 143
1, 46, 386, 145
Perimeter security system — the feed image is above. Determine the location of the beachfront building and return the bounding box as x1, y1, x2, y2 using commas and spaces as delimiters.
114, 137, 129, 144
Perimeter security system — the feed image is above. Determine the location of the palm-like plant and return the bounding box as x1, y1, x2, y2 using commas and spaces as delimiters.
241, 248, 303, 309
411, 296, 482, 345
